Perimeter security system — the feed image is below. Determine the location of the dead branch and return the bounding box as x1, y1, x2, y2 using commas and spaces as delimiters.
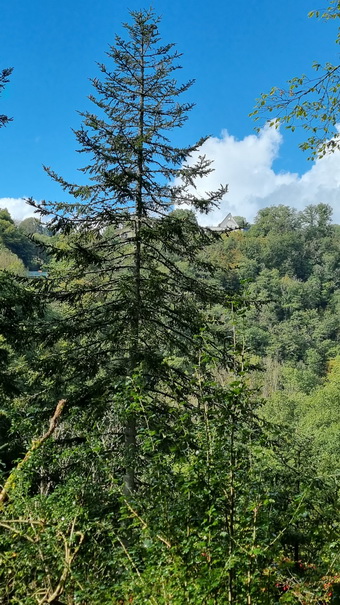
0, 399, 67, 508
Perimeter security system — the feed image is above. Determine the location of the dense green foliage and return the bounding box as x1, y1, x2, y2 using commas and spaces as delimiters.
0, 14, 340, 605
209, 203, 340, 380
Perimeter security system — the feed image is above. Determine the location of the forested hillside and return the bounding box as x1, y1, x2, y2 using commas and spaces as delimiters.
210, 203, 340, 380
207, 202, 340, 479
0, 210, 49, 273
0, 10, 340, 605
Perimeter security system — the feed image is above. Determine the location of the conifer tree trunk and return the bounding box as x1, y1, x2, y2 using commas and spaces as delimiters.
124, 37, 145, 496
228, 417, 235, 605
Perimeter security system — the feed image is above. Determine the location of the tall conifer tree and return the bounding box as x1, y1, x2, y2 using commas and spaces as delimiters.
31, 10, 227, 494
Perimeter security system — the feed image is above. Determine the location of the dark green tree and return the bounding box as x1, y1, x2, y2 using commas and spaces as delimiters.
30, 9, 227, 496
233, 215, 251, 229
251, 205, 301, 236
19, 216, 47, 236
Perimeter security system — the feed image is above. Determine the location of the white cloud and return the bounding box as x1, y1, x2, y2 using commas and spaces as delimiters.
3, 127, 340, 226
180, 125, 340, 226
0, 198, 36, 222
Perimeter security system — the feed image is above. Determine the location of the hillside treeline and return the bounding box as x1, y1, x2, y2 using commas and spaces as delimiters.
207, 202, 340, 494
211, 203, 340, 379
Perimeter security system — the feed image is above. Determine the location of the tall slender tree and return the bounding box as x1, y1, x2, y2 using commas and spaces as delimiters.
30, 9, 227, 495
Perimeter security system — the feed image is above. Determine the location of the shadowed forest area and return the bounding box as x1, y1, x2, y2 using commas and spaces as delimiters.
1, 9, 340, 605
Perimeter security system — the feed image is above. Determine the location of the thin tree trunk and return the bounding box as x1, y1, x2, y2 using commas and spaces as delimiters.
293, 450, 301, 571
123, 41, 145, 497
228, 418, 235, 605
229, 312, 237, 604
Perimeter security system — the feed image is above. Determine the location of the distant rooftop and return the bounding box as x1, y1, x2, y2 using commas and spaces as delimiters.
209, 213, 239, 232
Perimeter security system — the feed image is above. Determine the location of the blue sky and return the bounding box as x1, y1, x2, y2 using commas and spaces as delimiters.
1, 0, 340, 222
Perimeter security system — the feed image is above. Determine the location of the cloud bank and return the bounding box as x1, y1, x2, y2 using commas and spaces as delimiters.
182, 125, 340, 226
2, 125, 340, 225
0, 197, 36, 222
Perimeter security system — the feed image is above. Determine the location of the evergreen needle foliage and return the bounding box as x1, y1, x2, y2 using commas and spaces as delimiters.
27, 8, 228, 496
